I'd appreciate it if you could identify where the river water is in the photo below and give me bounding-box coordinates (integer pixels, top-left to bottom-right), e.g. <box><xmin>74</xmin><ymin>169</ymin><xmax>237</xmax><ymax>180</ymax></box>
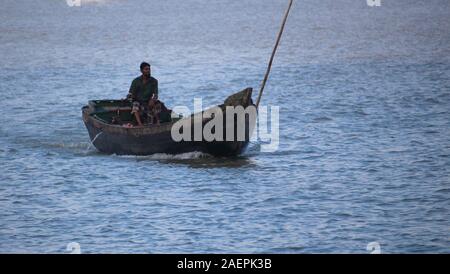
<box><xmin>0</xmin><ymin>0</ymin><xmax>449</xmax><ymax>253</ymax></box>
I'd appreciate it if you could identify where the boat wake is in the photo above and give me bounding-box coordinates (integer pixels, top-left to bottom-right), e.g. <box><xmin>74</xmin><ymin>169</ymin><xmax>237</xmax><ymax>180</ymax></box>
<box><xmin>47</xmin><ymin>142</ymin><xmax>89</xmax><ymax>149</ymax></box>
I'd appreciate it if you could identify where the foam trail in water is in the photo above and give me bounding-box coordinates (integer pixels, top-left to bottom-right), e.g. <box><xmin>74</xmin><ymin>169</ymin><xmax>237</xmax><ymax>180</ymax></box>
<box><xmin>116</xmin><ymin>151</ymin><xmax>210</xmax><ymax>160</ymax></box>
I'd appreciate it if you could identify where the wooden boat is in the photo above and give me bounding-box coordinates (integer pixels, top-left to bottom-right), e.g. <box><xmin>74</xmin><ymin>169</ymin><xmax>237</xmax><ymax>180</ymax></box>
<box><xmin>82</xmin><ymin>88</ymin><xmax>255</xmax><ymax>156</ymax></box>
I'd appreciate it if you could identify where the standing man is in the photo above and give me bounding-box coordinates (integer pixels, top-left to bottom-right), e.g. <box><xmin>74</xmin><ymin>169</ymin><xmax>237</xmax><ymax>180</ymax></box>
<box><xmin>128</xmin><ymin>62</ymin><xmax>158</xmax><ymax>126</ymax></box>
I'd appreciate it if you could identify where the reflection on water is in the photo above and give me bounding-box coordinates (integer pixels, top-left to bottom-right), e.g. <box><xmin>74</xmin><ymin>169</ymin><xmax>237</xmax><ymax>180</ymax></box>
<box><xmin>158</xmin><ymin>155</ymin><xmax>256</xmax><ymax>169</ymax></box>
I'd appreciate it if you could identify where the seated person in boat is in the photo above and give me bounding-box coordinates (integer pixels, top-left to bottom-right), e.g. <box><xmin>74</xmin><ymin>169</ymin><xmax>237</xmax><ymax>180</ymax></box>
<box><xmin>127</xmin><ymin>62</ymin><xmax>158</xmax><ymax>126</ymax></box>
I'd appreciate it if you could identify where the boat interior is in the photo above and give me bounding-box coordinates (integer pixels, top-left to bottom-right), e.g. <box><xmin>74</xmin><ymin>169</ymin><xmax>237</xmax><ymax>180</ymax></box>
<box><xmin>87</xmin><ymin>100</ymin><xmax>176</xmax><ymax>126</ymax></box>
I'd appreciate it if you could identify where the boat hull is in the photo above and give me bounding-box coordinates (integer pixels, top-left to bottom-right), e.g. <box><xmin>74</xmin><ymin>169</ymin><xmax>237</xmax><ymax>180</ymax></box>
<box><xmin>82</xmin><ymin>88</ymin><xmax>255</xmax><ymax>156</ymax></box>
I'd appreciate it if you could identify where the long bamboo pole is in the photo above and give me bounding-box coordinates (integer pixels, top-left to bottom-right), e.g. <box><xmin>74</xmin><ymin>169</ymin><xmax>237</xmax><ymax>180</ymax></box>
<box><xmin>255</xmin><ymin>0</ymin><xmax>293</xmax><ymax>109</ymax></box>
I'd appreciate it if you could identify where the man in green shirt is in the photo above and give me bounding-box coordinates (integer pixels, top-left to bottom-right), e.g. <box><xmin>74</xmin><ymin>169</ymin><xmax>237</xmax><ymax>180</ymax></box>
<box><xmin>128</xmin><ymin>62</ymin><xmax>158</xmax><ymax>126</ymax></box>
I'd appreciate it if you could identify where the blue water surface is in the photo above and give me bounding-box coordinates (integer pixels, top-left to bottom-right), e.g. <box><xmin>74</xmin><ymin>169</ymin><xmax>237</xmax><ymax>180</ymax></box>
<box><xmin>0</xmin><ymin>0</ymin><xmax>449</xmax><ymax>253</ymax></box>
